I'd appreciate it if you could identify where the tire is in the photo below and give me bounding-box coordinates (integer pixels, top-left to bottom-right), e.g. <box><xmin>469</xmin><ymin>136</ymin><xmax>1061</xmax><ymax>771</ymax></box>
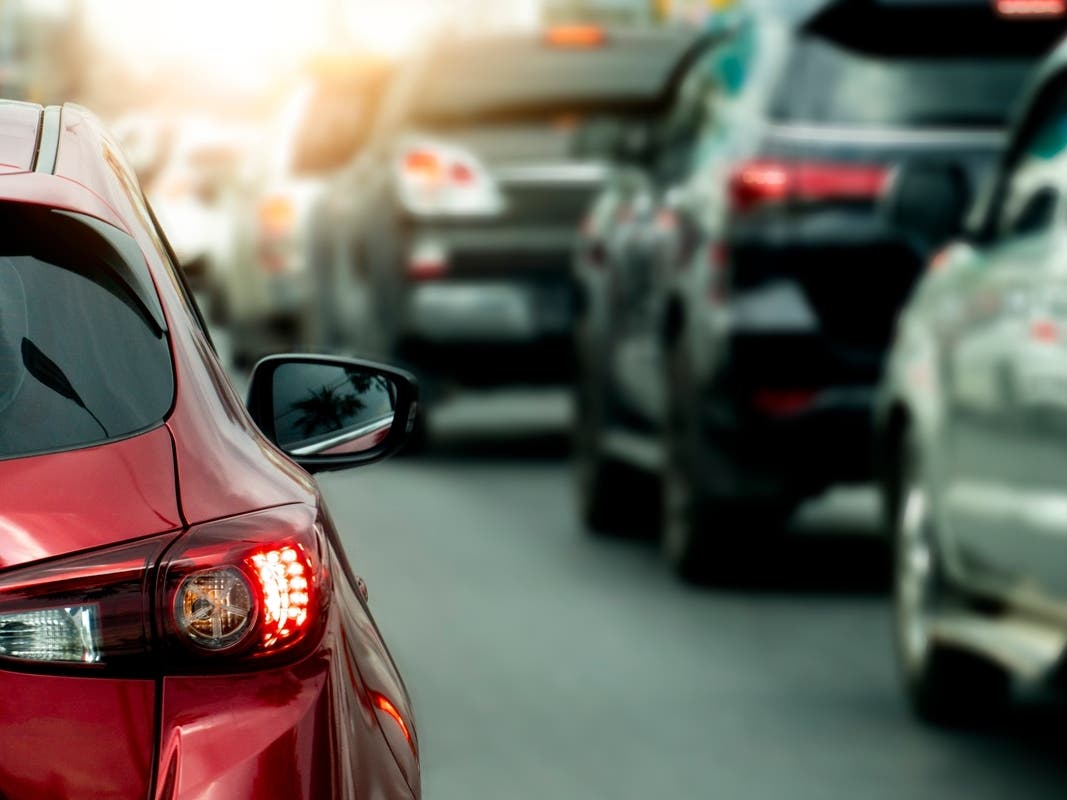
<box><xmin>660</xmin><ymin>342</ymin><xmax>727</xmax><ymax>581</ymax></box>
<box><xmin>660</xmin><ymin>342</ymin><xmax>787</xmax><ymax>583</ymax></box>
<box><xmin>892</xmin><ymin>432</ymin><xmax>1010</xmax><ymax>725</ymax></box>
<box><xmin>573</xmin><ymin>336</ymin><xmax>659</xmax><ymax>536</ymax></box>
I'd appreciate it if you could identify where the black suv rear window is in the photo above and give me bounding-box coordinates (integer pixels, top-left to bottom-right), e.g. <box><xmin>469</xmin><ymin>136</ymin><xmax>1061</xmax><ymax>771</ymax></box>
<box><xmin>771</xmin><ymin>37</ymin><xmax>1033</xmax><ymax>128</ymax></box>
<box><xmin>0</xmin><ymin>204</ymin><xmax>173</xmax><ymax>459</ymax></box>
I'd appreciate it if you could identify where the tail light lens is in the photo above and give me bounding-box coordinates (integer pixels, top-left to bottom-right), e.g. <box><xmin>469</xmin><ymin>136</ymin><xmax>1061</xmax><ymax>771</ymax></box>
<box><xmin>544</xmin><ymin>24</ymin><xmax>607</xmax><ymax>48</ymax></box>
<box><xmin>407</xmin><ymin>239</ymin><xmax>449</xmax><ymax>281</ymax></box>
<box><xmin>0</xmin><ymin>505</ymin><xmax>329</xmax><ymax>675</ymax></box>
<box><xmin>751</xmin><ymin>389</ymin><xmax>818</xmax><ymax>417</ymax></box>
<box><xmin>728</xmin><ymin>160</ymin><xmax>889</xmax><ymax>215</ymax></box>
<box><xmin>159</xmin><ymin>505</ymin><xmax>328</xmax><ymax>668</ymax></box>
<box><xmin>0</xmin><ymin>535</ymin><xmax>177</xmax><ymax>671</ymax></box>
<box><xmin>258</xmin><ymin>194</ymin><xmax>296</xmax><ymax>238</ymax></box>
<box><xmin>995</xmin><ymin>0</ymin><xmax>1066</xmax><ymax>17</ymax></box>
<box><xmin>396</xmin><ymin>140</ymin><xmax>504</xmax><ymax>217</ymax></box>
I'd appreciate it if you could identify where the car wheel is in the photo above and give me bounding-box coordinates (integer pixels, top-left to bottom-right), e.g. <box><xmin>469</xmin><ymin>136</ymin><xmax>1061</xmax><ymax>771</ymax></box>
<box><xmin>660</xmin><ymin>429</ymin><xmax>716</xmax><ymax>581</ymax></box>
<box><xmin>892</xmin><ymin>434</ymin><xmax>1009</xmax><ymax>725</ymax></box>
<box><xmin>661</xmin><ymin>341</ymin><xmax>725</xmax><ymax>581</ymax></box>
<box><xmin>660</xmin><ymin>341</ymin><xmax>790</xmax><ymax>582</ymax></box>
<box><xmin>573</xmin><ymin>335</ymin><xmax>658</xmax><ymax>536</ymax></box>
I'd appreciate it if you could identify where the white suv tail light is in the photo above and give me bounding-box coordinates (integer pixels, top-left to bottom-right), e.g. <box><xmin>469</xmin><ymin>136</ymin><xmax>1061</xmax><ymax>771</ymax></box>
<box><xmin>395</xmin><ymin>139</ymin><xmax>505</xmax><ymax>218</ymax></box>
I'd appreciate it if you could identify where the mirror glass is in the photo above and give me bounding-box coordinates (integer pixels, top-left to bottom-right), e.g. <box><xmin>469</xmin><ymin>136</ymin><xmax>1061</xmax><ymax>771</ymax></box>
<box><xmin>271</xmin><ymin>363</ymin><xmax>397</xmax><ymax>457</ymax></box>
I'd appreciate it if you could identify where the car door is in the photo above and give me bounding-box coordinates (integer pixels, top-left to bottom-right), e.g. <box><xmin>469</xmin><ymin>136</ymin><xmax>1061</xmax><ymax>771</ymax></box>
<box><xmin>613</xmin><ymin>43</ymin><xmax>720</xmax><ymax>425</ymax></box>
<box><xmin>945</xmin><ymin>76</ymin><xmax>1067</xmax><ymax>603</ymax></box>
<box><xmin>998</xmin><ymin>124</ymin><xmax>1067</xmax><ymax>611</ymax></box>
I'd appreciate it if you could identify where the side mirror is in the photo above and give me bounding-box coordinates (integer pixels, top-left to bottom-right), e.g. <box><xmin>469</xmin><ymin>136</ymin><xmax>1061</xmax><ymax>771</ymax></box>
<box><xmin>883</xmin><ymin>161</ymin><xmax>972</xmax><ymax>251</ymax></box>
<box><xmin>247</xmin><ymin>355</ymin><xmax>418</xmax><ymax>473</ymax></box>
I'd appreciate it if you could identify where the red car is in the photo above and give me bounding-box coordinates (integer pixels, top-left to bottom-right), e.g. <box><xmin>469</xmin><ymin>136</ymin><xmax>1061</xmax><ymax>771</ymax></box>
<box><xmin>0</xmin><ymin>100</ymin><xmax>420</xmax><ymax>799</ymax></box>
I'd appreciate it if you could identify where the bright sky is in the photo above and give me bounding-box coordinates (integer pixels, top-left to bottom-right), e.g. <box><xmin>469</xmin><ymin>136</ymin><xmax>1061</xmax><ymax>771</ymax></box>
<box><xmin>83</xmin><ymin>0</ymin><xmax>330</xmax><ymax>89</ymax></box>
<box><xmin>80</xmin><ymin>0</ymin><xmax>539</xmax><ymax>91</ymax></box>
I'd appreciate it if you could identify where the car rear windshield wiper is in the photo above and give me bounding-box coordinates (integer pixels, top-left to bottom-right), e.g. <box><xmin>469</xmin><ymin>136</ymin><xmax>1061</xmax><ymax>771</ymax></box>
<box><xmin>21</xmin><ymin>337</ymin><xmax>109</xmax><ymax>437</ymax></box>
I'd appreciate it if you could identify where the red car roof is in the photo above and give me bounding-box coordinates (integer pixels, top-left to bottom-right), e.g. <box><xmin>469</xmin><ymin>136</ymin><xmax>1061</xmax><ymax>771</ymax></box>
<box><xmin>0</xmin><ymin>100</ymin><xmax>130</xmax><ymax>231</ymax></box>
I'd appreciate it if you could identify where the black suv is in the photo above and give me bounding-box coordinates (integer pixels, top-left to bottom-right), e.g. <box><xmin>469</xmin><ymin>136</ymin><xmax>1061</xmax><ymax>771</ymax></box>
<box><xmin>574</xmin><ymin>0</ymin><xmax>1067</xmax><ymax>579</ymax></box>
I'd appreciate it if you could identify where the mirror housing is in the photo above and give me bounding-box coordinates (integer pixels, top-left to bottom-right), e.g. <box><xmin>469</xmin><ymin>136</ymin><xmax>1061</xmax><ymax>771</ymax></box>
<box><xmin>247</xmin><ymin>354</ymin><xmax>418</xmax><ymax>473</ymax></box>
<box><xmin>883</xmin><ymin>161</ymin><xmax>971</xmax><ymax>251</ymax></box>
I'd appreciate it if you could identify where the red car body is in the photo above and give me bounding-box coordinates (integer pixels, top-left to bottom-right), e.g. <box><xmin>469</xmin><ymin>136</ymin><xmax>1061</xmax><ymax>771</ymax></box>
<box><xmin>0</xmin><ymin>100</ymin><xmax>419</xmax><ymax>798</ymax></box>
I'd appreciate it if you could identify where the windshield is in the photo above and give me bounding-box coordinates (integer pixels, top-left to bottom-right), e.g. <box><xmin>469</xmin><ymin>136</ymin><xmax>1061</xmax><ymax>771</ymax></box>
<box><xmin>772</xmin><ymin>37</ymin><xmax>1034</xmax><ymax>129</ymax></box>
<box><xmin>0</xmin><ymin>205</ymin><xmax>174</xmax><ymax>460</ymax></box>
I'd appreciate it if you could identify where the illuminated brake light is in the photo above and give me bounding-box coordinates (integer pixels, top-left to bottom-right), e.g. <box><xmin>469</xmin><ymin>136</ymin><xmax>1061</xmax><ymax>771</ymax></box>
<box><xmin>1031</xmin><ymin>318</ymin><xmax>1061</xmax><ymax>344</ymax></box>
<box><xmin>729</xmin><ymin>160</ymin><xmax>888</xmax><ymax>214</ymax></box>
<box><xmin>544</xmin><ymin>25</ymin><xmax>606</xmax><ymax>48</ymax></box>
<box><xmin>249</xmin><ymin>545</ymin><xmax>312</xmax><ymax>648</ymax></box>
<box><xmin>404</xmin><ymin>150</ymin><xmax>444</xmax><ymax>182</ymax></box>
<box><xmin>258</xmin><ymin>194</ymin><xmax>295</xmax><ymax>237</ymax></box>
<box><xmin>0</xmin><ymin>508</ymin><xmax>327</xmax><ymax>674</ymax></box>
<box><xmin>160</xmin><ymin>505</ymin><xmax>328</xmax><ymax>667</ymax></box>
<box><xmin>397</xmin><ymin>141</ymin><xmax>503</xmax><ymax>217</ymax></box>
<box><xmin>995</xmin><ymin>0</ymin><xmax>1066</xmax><ymax>17</ymax></box>
<box><xmin>450</xmin><ymin>161</ymin><xmax>475</xmax><ymax>185</ymax></box>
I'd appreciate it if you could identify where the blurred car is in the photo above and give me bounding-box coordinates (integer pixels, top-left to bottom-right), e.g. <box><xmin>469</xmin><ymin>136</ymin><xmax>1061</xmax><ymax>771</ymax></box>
<box><xmin>573</xmin><ymin>0</ymin><xmax>1067</xmax><ymax>579</ymax></box>
<box><xmin>110</xmin><ymin>109</ymin><xmax>174</xmax><ymax>187</ymax></box>
<box><xmin>876</xmin><ymin>26</ymin><xmax>1067</xmax><ymax>724</ymax></box>
<box><xmin>219</xmin><ymin>56</ymin><xmax>394</xmax><ymax>366</ymax></box>
<box><xmin>147</xmin><ymin>117</ymin><xmax>260</xmax><ymax>304</ymax></box>
<box><xmin>307</xmin><ymin>25</ymin><xmax>719</xmax><ymax>405</ymax></box>
<box><xmin>0</xmin><ymin>100</ymin><xmax>420</xmax><ymax>798</ymax></box>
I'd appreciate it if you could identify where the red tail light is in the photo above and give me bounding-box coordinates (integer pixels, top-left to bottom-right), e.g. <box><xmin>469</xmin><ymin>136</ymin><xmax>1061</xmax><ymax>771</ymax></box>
<box><xmin>397</xmin><ymin>142</ymin><xmax>503</xmax><ymax>217</ymax></box>
<box><xmin>728</xmin><ymin>160</ymin><xmax>889</xmax><ymax>214</ymax></box>
<box><xmin>401</xmin><ymin>147</ymin><xmax>480</xmax><ymax>191</ymax></box>
<box><xmin>257</xmin><ymin>194</ymin><xmax>296</xmax><ymax>237</ymax></box>
<box><xmin>752</xmin><ymin>389</ymin><xmax>818</xmax><ymax>416</ymax></box>
<box><xmin>544</xmin><ymin>24</ymin><xmax>606</xmax><ymax>48</ymax></box>
<box><xmin>407</xmin><ymin>240</ymin><xmax>449</xmax><ymax>281</ymax></box>
<box><xmin>0</xmin><ymin>505</ymin><xmax>328</xmax><ymax>675</ymax></box>
<box><xmin>158</xmin><ymin>505</ymin><xmax>328</xmax><ymax>668</ymax></box>
<box><xmin>403</xmin><ymin>150</ymin><xmax>445</xmax><ymax>183</ymax></box>
<box><xmin>995</xmin><ymin>0</ymin><xmax>1066</xmax><ymax>17</ymax></box>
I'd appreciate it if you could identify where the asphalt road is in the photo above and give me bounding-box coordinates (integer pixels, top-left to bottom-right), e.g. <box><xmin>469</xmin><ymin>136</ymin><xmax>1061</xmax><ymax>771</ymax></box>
<box><xmin>318</xmin><ymin>391</ymin><xmax>1067</xmax><ymax>800</ymax></box>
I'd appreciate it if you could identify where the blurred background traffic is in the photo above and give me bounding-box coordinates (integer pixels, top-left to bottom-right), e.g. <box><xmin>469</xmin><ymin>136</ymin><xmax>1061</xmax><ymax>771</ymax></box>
<box><xmin>12</xmin><ymin>0</ymin><xmax>1067</xmax><ymax>796</ymax></box>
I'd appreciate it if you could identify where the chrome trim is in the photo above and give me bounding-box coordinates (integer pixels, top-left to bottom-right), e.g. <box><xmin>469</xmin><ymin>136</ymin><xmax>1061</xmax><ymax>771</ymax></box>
<box><xmin>494</xmin><ymin>162</ymin><xmax>609</xmax><ymax>184</ymax></box>
<box><xmin>289</xmin><ymin>413</ymin><xmax>394</xmax><ymax>456</ymax></box>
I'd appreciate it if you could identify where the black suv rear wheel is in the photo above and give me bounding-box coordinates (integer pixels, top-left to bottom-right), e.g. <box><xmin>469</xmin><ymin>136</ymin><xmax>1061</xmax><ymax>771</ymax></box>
<box><xmin>574</xmin><ymin>370</ymin><xmax>658</xmax><ymax>536</ymax></box>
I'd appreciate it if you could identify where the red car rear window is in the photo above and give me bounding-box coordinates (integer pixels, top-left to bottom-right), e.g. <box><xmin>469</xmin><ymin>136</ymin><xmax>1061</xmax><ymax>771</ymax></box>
<box><xmin>0</xmin><ymin>203</ymin><xmax>174</xmax><ymax>460</ymax></box>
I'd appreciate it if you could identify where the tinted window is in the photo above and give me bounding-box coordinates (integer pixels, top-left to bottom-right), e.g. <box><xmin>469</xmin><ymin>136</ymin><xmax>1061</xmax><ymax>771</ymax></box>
<box><xmin>772</xmin><ymin>38</ymin><xmax>1033</xmax><ymax>128</ymax></box>
<box><xmin>412</xmin><ymin>35</ymin><xmax>693</xmax><ymax>123</ymax></box>
<box><xmin>0</xmin><ymin>205</ymin><xmax>173</xmax><ymax>460</ymax></box>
